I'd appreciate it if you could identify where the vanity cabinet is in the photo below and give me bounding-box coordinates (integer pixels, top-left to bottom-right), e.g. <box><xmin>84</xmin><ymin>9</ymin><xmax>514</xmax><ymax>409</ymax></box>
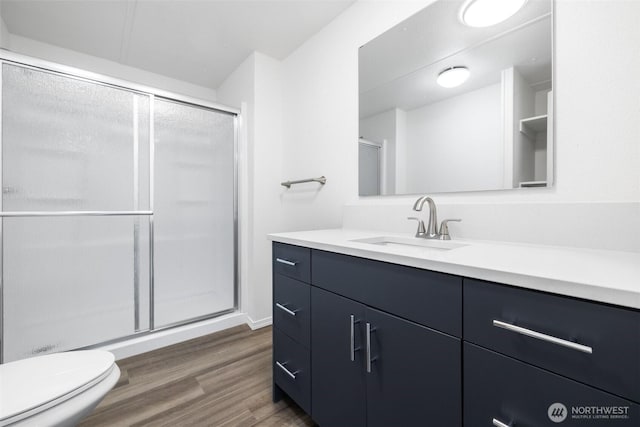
<box><xmin>271</xmin><ymin>241</ymin><xmax>640</xmax><ymax>426</ymax></box>
<box><xmin>273</xmin><ymin>243</ymin><xmax>462</xmax><ymax>426</ymax></box>
<box><xmin>311</xmin><ymin>286</ymin><xmax>461</xmax><ymax>427</ymax></box>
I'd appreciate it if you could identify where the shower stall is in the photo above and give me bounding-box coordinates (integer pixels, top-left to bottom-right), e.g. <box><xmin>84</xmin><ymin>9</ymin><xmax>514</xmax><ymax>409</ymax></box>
<box><xmin>0</xmin><ymin>53</ymin><xmax>238</xmax><ymax>363</ymax></box>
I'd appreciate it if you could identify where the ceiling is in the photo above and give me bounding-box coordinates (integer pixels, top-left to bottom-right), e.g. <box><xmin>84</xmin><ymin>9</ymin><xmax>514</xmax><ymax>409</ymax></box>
<box><xmin>0</xmin><ymin>0</ymin><xmax>355</xmax><ymax>89</ymax></box>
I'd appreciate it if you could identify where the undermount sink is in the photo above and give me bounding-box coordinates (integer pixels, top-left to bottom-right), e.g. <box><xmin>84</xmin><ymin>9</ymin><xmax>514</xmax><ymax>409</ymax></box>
<box><xmin>351</xmin><ymin>236</ymin><xmax>468</xmax><ymax>251</ymax></box>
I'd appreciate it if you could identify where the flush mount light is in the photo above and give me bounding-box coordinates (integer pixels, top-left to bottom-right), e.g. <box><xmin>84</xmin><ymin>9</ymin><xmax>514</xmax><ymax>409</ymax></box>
<box><xmin>460</xmin><ymin>0</ymin><xmax>528</xmax><ymax>28</ymax></box>
<box><xmin>437</xmin><ymin>66</ymin><xmax>470</xmax><ymax>88</ymax></box>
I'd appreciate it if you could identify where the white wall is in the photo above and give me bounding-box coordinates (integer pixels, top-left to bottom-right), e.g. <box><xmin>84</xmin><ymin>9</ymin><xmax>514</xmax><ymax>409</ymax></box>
<box><xmin>277</xmin><ymin>0</ymin><xmax>640</xmax><ymax>251</ymax></box>
<box><xmin>396</xmin><ymin>108</ymin><xmax>408</xmax><ymax>193</ymax></box>
<box><xmin>6</xmin><ymin>35</ymin><xmax>217</xmax><ymax>102</ymax></box>
<box><xmin>217</xmin><ymin>52</ymin><xmax>284</xmax><ymax>327</ymax></box>
<box><xmin>534</xmin><ymin>89</ymin><xmax>550</xmax><ymax>115</ymax></box>
<box><xmin>405</xmin><ymin>83</ymin><xmax>502</xmax><ymax>193</ymax></box>
<box><xmin>280</xmin><ymin>0</ymin><xmax>433</xmax><ymax>232</ymax></box>
<box><xmin>553</xmin><ymin>0</ymin><xmax>640</xmax><ymax>203</ymax></box>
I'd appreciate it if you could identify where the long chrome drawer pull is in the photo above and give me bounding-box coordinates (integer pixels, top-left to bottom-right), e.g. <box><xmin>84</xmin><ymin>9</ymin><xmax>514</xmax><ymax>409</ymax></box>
<box><xmin>492</xmin><ymin>418</ymin><xmax>510</xmax><ymax>427</ymax></box>
<box><xmin>493</xmin><ymin>320</ymin><xmax>593</xmax><ymax>354</ymax></box>
<box><xmin>275</xmin><ymin>303</ymin><xmax>296</xmax><ymax>316</ymax></box>
<box><xmin>276</xmin><ymin>258</ymin><xmax>297</xmax><ymax>266</ymax></box>
<box><xmin>275</xmin><ymin>361</ymin><xmax>298</xmax><ymax>380</ymax></box>
<box><xmin>350</xmin><ymin>315</ymin><xmax>361</xmax><ymax>362</ymax></box>
<box><xmin>366</xmin><ymin>322</ymin><xmax>373</xmax><ymax>373</ymax></box>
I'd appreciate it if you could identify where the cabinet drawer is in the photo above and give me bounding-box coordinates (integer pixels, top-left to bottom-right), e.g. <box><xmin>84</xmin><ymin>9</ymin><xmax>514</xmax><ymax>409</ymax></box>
<box><xmin>273</xmin><ymin>328</ymin><xmax>311</xmax><ymax>414</ymax></box>
<box><xmin>464</xmin><ymin>343</ymin><xmax>639</xmax><ymax>426</ymax></box>
<box><xmin>273</xmin><ymin>242</ymin><xmax>311</xmax><ymax>283</ymax></box>
<box><xmin>312</xmin><ymin>249</ymin><xmax>462</xmax><ymax>337</ymax></box>
<box><xmin>273</xmin><ymin>274</ymin><xmax>310</xmax><ymax>348</ymax></box>
<box><xmin>464</xmin><ymin>278</ymin><xmax>640</xmax><ymax>402</ymax></box>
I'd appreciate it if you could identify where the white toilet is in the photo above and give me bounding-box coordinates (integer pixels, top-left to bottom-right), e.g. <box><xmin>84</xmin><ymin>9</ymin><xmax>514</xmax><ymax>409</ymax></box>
<box><xmin>0</xmin><ymin>350</ymin><xmax>120</xmax><ymax>427</ymax></box>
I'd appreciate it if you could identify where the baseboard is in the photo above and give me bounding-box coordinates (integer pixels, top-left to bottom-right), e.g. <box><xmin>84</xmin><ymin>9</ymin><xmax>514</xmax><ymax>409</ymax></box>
<box><xmin>246</xmin><ymin>315</ymin><xmax>273</xmax><ymax>330</ymax></box>
<box><xmin>99</xmin><ymin>312</ymin><xmax>247</xmax><ymax>360</ymax></box>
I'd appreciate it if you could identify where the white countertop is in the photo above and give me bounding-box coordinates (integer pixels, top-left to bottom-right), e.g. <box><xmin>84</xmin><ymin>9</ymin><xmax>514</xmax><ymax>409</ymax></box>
<box><xmin>268</xmin><ymin>229</ymin><xmax>640</xmax><ymax>310</ymax></box>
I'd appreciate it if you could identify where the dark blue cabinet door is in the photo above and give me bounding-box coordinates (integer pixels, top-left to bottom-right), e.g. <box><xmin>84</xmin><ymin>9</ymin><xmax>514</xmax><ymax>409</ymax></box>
<box><xmin>464</xmin><ymin>342</ymin><xmax>640</xmax><ymax>427</ymax></box>
<box><xmin>311</xmin><ymin>287</ymin><xmax>367</xmax><ymax>427</ymax></box>
<box><xmin>365</xmin><ymin>307</ymin><xmax>462</xmax><ymax>427</ymax></box>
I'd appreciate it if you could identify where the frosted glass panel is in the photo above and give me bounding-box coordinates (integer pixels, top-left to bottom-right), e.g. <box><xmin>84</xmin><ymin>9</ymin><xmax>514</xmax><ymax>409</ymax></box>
<box><xmin>2</xmin><ymin>64</ymin><xmax>150</xmax><ymax>211</ymax></box>
<box><xmin>2</xmin><ymin>216</ymin><xmax>150</xmax><ymax>362</ymax></box>
<box><xmin>154</xmin><ymin>99</ymin><xmax>235</xmax><ymax>326</ymax></box>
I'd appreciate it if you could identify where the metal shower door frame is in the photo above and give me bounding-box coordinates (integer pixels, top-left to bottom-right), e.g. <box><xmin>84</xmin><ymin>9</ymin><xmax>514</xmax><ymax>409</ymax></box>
<box><xmin>0</xmin><ymin>51</ymin><xmax>240</xmax><ymax>363</ymax></box>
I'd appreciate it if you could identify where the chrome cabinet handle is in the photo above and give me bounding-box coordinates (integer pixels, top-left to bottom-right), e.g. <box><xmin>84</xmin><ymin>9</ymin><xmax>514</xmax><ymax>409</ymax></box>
<box><xmin>350</xmin><ymin>315</ymin><xmax>361</xmax><ymax>362</ymax></box>
<box><xmin>366</xmin><ymin>322</ymin><xmax>374</xmax><ymax>373</ymax></box>
<box><xmin>275</xmin><ymin>303</ymin><xmax>296</xmax><ymax>316</ymax></box>
<box><xmin>493</xmin><ymin>319</ymin><xmax>593</xmax><ymax>354</ymax></box>
<box><xmin>492</xmin><ymin>418</ymin><xmax>510</xmax><ymax>427</ymax></box>
<box><xmin>275</xmin><ymin>257</ymin><xmax>297</xmax><ymax>266</ymax></box>
<box><xmin>275</xmin><ymin>361</ymin><xmax>298</xmax><ymax>380</ymax></box>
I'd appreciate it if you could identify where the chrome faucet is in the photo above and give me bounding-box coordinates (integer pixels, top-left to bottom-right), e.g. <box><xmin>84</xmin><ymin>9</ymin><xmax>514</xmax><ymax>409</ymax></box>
<box><xmin>410</xmin><ymin>196</ymin><xmax>462</xmax><ymax>240</ymax></box>
<box><xmin>412</xmin><ymin>196</ymin><xmax>439</xmax><ymax>239</ymax></box>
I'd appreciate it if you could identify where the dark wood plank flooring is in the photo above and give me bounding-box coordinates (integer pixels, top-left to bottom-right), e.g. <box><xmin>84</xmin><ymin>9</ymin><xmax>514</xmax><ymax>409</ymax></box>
<box><xmin>80</xmin><ymin>325</ymin><xmax>315</xmax><ymax>427</ymax></box>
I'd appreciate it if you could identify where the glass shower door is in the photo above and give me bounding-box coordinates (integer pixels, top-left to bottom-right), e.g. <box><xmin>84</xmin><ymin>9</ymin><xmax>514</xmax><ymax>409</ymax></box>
<box><xmin>1</xmin><ymin>64</ymin><xmax>151</xmax><ymax>362</ymax></box>
<box><xmin>153</xmin><ymin>99</ymin><xmax>236</xmax><ymax>327</ymax></box>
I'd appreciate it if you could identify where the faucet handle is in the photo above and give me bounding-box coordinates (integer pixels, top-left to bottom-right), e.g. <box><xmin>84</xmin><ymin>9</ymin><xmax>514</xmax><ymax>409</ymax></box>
<box><xmin>439</xmin><ymin>219</ymin><xmax>461</xmax><ymax>240</ymax></box>
<box><xmin>407</xmin><ymin>217</ymin><xmax>426</xmax><ymax>237</ymax></box>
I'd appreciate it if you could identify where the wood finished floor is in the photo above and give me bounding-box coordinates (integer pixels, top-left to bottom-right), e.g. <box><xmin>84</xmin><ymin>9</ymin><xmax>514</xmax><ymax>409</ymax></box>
<box><xmin>80</xmin><ymin>325</ymin><xmax>316</xmax><ymax>427</ymax></box>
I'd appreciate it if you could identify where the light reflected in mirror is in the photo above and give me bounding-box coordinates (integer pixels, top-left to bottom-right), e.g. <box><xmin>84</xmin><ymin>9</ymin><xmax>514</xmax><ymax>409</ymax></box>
<box><xmin>358</xmin><ymin>0</ymin><xmax>553</xmax><ymax>196</ymax></box>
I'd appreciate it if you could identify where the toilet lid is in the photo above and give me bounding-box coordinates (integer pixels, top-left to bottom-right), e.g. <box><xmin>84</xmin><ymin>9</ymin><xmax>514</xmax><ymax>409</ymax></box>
<box><xmin>0</xmin><ymin>350</ymin><xmax>116</xmax><ymax>423</ymax></box>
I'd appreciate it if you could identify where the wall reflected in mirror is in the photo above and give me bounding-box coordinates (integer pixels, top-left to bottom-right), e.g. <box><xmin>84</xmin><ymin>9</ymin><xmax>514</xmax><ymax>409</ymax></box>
<box><xmin>359</xmin><ymin>0</ymin><xmax>553</xmax><ymax>196</ymax></box>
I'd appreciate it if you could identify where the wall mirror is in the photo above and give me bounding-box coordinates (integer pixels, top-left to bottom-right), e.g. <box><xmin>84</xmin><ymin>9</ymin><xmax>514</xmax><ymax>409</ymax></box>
<box><xmin>358</xmin><ymin>0</ymin><xmax>553</xmax><ymax>196</ymax></box>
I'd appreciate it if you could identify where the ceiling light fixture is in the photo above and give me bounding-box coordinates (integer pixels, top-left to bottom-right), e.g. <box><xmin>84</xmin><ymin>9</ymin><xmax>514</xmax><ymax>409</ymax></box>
<box><xmin>437</xmin><ymin>66</ymin><xmax>470</xmax><ymax>88</ymax></box>
<box><xmin>460</xmin><ymin>0</ymin><xmax>528</xmax><ymax>28</ymax></box>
